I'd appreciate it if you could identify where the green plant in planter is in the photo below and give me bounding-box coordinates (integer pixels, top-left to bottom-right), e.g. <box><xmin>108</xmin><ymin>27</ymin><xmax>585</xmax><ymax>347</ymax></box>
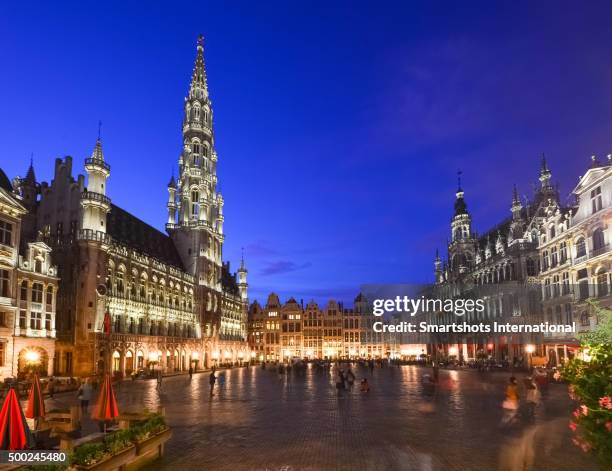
<box><xmin>104</xmin><ymin>428</ymin><xmax>134</xmax><ymax>454</ymax></box>
<box><xmin>132</xmin><ymin>413</ymin><xmax>167</xmax><ymax>442</ymax></box>
<box><xmin>72</xmin><ymin>442</ymin><xmax>107</xmax><ymax>466</ymax></box>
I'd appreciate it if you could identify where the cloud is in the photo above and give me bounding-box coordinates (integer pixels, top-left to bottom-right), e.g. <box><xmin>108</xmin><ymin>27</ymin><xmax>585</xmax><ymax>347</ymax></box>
<box><xmin>245</xmin><ymin>239</ymin><xmax>279</xmax><ymax>257</ymax></box>
<box><xmin>260</xmin><ymin>260</ymin><xmax>312</xmax><ymax>276</ymax></box>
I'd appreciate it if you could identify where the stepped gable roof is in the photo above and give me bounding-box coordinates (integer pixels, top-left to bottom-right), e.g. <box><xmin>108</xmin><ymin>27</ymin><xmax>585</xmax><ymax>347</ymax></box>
<box><xmin>107</xmin><ymin>204</ymin><xmax>184</xmax><ymax>269</ymax></box>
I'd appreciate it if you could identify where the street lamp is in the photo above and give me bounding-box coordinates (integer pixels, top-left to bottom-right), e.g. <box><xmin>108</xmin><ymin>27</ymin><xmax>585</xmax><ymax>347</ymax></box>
<box><xmin>525</xmin><ymin>344</ymin><xmax>535</xmax><ymax>370</ymax></box>
<box><xmin>24</xmin><ymin>350</ymin><xmax>41</xmax><ymax>376</ymax></box>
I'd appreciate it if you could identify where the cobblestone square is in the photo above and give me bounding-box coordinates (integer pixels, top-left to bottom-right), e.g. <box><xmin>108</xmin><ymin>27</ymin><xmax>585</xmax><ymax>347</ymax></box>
<box><xmin>49</xmin><ymin>365</ymin><xmax>597</xmax><ymax>470</ymax></box>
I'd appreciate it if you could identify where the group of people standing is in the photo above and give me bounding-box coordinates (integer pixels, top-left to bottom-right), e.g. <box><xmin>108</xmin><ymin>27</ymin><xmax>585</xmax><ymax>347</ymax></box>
<box><xmin>501</xmin><ymin>375</ymin><xmax>542</xmax><ymax>426</ymax></box>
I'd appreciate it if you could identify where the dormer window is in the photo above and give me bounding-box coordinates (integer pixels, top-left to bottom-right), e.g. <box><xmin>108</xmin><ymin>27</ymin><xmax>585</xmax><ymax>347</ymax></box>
<box><xmin>591</xmin><ymin>186</ymin><xmax>602</xmax><ymax>214</ymax></box>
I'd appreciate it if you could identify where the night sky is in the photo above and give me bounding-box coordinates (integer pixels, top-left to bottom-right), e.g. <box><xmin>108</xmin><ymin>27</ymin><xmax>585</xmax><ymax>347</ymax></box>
<box><xmin>1</xmin><ymin>1</ymin><xmax>612</xmax><ymax>304</ymax></box>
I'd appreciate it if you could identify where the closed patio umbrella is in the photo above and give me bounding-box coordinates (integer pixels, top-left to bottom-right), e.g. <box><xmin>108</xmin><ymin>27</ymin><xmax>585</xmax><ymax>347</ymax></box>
<box><xmin>92</xmin><ymin>374</ymin><xmax>119</xmax><ymax>430</ymax></box>
<box><xmin>0</xmin><ymin>387</ymin><xmax>34</xmax><ymax>450</ymax></box>
<box><xmin>25</xmin><ymin>374</ymin><xmax>46</xmax><ymax>421</ymax></box>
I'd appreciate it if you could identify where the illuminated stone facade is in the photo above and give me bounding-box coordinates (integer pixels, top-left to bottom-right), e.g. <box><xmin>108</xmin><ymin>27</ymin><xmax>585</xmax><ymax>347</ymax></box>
<box><xmin>10</xmin><ymin>38</ymin><xmax>248</xmax><ymax>377</ymax></box>
<box><xmin>248</xmin><ymin>293</ymin><xmax>385</xmax><ymax>362</ymax></box>
<box><xmin>0</xmin><ymin>169</ymin><xmax>58</xmax><ymax>379</ymax></box>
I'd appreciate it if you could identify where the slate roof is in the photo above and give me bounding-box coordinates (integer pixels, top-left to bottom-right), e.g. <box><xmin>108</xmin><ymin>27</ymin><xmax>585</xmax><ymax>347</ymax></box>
<box><xmin>106</xmin><ymin>204</ymin><xmax>184</xmax><ymax>269</ymax></box>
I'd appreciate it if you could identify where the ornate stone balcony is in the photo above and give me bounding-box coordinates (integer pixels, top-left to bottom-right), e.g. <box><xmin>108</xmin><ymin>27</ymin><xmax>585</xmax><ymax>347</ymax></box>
<box><xmin>81</xmin><ymin>191</ymin><xmax>111</xmax><ymax>208</ymax></box>
<box><xmin>77</xmin><ymin>229</ymin><xmax>112</xmax><ymax>245</ymax></box>
<box><xmin>85</xmin><ymin>157</ymin><xmax>111</xmax><ymax>173</ymax></box>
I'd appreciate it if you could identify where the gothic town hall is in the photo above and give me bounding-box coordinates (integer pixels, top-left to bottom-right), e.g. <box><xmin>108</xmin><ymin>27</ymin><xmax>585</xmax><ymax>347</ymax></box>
<box><xmin>0</xmin><ymin>37</ymin><xmax>249</xmax><ymax>378</ymax></box>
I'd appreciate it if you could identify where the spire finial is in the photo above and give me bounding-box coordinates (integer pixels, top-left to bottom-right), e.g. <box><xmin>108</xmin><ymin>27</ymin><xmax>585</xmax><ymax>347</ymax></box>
<box><xmin>97</xmin><ymin>120</ymin><xmax>102</xmax><ymax>141</ymax></box>
<box><xmin>30</xmin><ymin>153</ymin><xmax>33</xmax><ymax>167</ymax></box>
<box><xmin>457</xmin><ymin>169</ymin><xmax>463</xmax><ymax>191</ymax></box>
<box><xmin>197</xmin><ymin>35</ymin><xmax>204</xmax><ymax>49</ymax></box>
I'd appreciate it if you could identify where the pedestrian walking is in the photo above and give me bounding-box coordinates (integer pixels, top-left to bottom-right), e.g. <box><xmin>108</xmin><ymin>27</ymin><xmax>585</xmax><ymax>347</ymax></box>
<box><xmin>346</xmin><ymin>367</ymin><xmax>355</xmax><ymax>388</ymax></box>
<box><xmin>47</xmin><ymin>376</ymin><xmax>55</xmax><ymax>398</ymax></box>
<box><xmin>501</xmin><ymin>376</ymin><xmax>519</xmax><ymax>426</ymax></box>
<box><xmin>336</xmin><ymin>370</ymin><xmax>346</xmax><ymax>391</ymax></box>
<box><xmin>523</xmin><ymin>376</ymin><xmax>540</xmax><ymax>421</ymax></box>
<box><xmin>156</xmin><ymin>370</ymin><xmax>163</xmax><ymax>391</ymax></box>
<box><xmin>188</xmin><ymin>366</ymin><xmax>193</xmax><ymax>380</ymax></box>
<box><xmin>209</xmin><ymin>371</ymin><xmax>217</xmax><ymax>396</ymax></box>
<box><xmin>77</xmin><ymin>378</ymin><xmax>93</xmax><ymax>415</ymax></box>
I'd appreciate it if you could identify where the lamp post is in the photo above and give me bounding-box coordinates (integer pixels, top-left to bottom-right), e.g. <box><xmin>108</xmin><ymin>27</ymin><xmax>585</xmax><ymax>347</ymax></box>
<box><xmin>525</xmin><ymin>344</ymin><xmax>535</xmax><ymax>371</ymax></box>
<box><xmin>24</xmin><ymin>350</ymin><xmax>41</xmax><ymax>378</ymax></box>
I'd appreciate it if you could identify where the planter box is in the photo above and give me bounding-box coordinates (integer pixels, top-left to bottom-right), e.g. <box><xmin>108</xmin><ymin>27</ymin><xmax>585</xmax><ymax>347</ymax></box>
<box><xmin>135</xmin><ymin>427</ymin><xmax>172</xmax><ymax>456</ymax></box>
<box><xmin>74</xmin><ymin>444</ymin><xmax>136</xmax><ymax>471</ymax></box>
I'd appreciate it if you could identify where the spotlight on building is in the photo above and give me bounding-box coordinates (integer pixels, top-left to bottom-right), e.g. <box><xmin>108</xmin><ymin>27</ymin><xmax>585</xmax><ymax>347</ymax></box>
<box><xmin>525</xmin><ymin>344</ymin><xmax>536</xmax><ymax>354</ymax></box>
<box><xmin>448</xmin><ymin>346</ymin><xmax>458</xmax><ymax>356</ymax></box>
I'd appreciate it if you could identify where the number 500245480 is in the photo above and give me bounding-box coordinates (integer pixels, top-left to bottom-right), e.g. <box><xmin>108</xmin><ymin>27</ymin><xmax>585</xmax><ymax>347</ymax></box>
<box><xmin>3</xmin><ymin>451</ymin><xmax>67</xmax><ymax>464</ymax></box>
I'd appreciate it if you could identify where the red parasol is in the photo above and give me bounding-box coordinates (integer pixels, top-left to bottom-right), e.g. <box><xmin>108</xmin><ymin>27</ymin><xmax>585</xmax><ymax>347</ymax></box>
<box><xmin>92</xmin><ymin>374</ymin><xmax>119</xmax><ymax>422</ymax></box>
<box><xmin>25</xmin><ymin>374</ymin><xmax>46</xmax><ymax>420</ymax></box>
<box><xmin>0</xmin><ymin>387</ymin><xmax>34</xmax><ymax>450</ymax></box>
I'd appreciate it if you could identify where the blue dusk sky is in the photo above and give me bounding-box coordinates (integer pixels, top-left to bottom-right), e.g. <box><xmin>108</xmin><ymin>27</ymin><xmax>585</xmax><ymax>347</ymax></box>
<box><xmin>1</xmin><ymin>1</ymin><xmax>612</xmax><ymax>305</ymax></box>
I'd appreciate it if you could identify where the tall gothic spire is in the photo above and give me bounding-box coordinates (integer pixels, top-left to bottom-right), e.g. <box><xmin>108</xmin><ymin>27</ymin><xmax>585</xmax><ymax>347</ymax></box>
<box><xmin>539</xmin><ymin>153</ymin><xmax>552</xmax><ymax>189</ymax></box>
<box><xmin>454</xmin><ymin>170</ymin><xmax>468</xmax><ymax>217</ymax></box>
<box><xmin>190</xmin><ymin>35</ymin><xmax>208</xmax><ymax>97</ymax></box>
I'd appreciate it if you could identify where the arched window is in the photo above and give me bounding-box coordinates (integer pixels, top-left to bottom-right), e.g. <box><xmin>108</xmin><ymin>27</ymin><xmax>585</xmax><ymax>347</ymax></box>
<box><xmin>549</xmin><ymin>225</ymin><xmax>556</xmax><ymax>239</ymax></box>
<box><xmin>34</xmin><ymin>259</ymin><xmax>43</xmax><ymax>273</ymax></box>
<box><xmin>194</xmin><ymin>106</ymin><xmax>200</xmax><ymax>120</ymax></box>
<box><xmin>116</xmin><ymin>271</ymin><xmax>124</xmax><ymax>294</ymax></box>
<box><xmin>575</xmin><ymin>238</ymin><xmax>586</xmax><ymax>258</ymax></box>
<box><xmin>192</xmin><ymin>142</ymin><xmax>200</xmax><ymax>155</ymax></box>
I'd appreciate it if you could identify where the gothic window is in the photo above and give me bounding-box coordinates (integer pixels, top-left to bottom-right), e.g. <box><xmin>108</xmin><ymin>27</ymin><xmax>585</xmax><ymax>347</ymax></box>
<box><xmin>116</xmin><ymin>271</ymin><xmax>124</xmax><ymax>294</ymax></box>
<box><xmin>526</xmin><ymin>258</ymin><xmax>536</xmax><ymax>276</ymax></box>
<box><xmin>191</xmin><ymin>190</ymin><xmax>199</xmax><ymax>219</ymax></box>
<box><xmin>194</xmin><ymin>106</ymin><xmax>200</xmax><ymax>121</ymax></box>
<box><xmin>192</xmin><ymin>142</ymin><xmax>200</xmax><ymax>155</ymax></box>
<box><xmin>560</xmin><ymin>241</ymin><xmax>567</xmax><ymax>263</ymax></box>
<box><xmin>592</xmin><ymin>228</ymin><xmax>605</xmax><ymax>252</ymax></box>
<box><xmin>591</xmin><ymin>186</ymin><xmax>602</xmax><ymax>214</ymax></box>
<box><xmin>202</xmin><ymin>145</ymin><xmax>208</xmax><ymax>157</ymax></box>
<box><xmin>542</xmin><ymin>251</ymin><xmax>549</xmax><ymax>271</ymax></box>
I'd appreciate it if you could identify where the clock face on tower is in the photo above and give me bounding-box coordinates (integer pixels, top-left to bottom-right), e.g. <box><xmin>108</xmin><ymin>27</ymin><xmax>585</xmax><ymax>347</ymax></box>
<box><xmin>96</xmin><ymin>284</ymin><xmax>107</xmax><ymax>297</ymax></box>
